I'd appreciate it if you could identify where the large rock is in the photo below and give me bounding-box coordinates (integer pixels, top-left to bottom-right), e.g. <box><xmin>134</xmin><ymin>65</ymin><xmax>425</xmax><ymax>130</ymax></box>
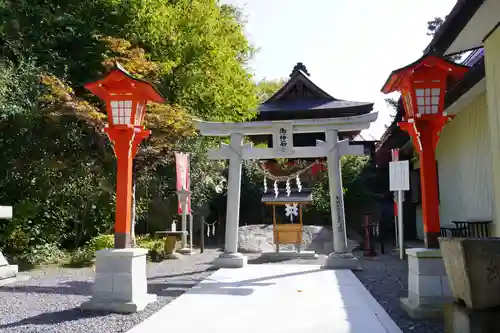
<box><xmin>237</xmin><ymin>225</ymin><xmax>358</xmax><ymax>254</ymax></box>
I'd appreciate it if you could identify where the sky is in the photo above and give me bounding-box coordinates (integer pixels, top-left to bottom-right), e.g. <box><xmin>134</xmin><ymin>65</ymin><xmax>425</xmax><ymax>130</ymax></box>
<box><xmin>221</xmin><ymin>0</ymin><xmax>458</xmax><ymax>139</ymax></box>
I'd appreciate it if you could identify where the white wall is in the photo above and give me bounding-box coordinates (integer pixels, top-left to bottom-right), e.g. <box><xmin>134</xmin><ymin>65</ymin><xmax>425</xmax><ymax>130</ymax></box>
<box><xmin>436</xmin><ymin>93</ymin><xmax>493</xmax><ymax>226</ymax></box>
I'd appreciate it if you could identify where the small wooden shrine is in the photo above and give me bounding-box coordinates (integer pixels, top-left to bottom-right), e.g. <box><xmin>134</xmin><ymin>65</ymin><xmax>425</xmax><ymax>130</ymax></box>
<box><xmin>257</xmin><ymin>63</ymin><xmax>374</xmax><ymax>250</ymax></box>
<box><xmin>262</xmin><ymin>187</ymin><xmax>312</xmax><ymax>252</ymax></box>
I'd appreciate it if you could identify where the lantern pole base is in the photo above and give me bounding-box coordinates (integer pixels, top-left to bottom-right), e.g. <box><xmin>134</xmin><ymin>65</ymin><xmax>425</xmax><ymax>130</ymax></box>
<box><xmin>323</xmin><ymin>252</ymin><xmax>361</xmax><ymax>270</ymax></box>
<box><xmin>82</xmin><ymin>248</ymin><xmax>156</xmax><ymax>314</ymax></box>
<box><xmin>115</xmin><ymin>232</ymin><xmax>132</xmax><ymax>249</ymax></box>
<box><xmin>424</xmin><ymin>232</ymin><xmax>440</xmax><ymax>249</ymax></box>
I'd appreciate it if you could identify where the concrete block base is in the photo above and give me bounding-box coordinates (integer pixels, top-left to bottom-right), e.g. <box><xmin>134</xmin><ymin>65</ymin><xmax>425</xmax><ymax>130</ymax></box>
<box><xmin>0</xmin><ymin>273</ymin><xmax>29</xmax><ymax>287</ymax></box>
<box><xmin>82</xmin><ymin>293</ymin><xmax>157</xmax><ymax>313</ymax></box>
<box><xmin>402</xmin><ymin>248</ymin><xmax>452</xmax><ymax>318</ymax></box>
<box><xmin>444</xmin><ymin>301</ymin><xmax>500</xmax><ymax>333</ymax></box>
<box><xmin>177</xmin><ymin>248</ymin><xmax>196</xmax><ymax>255</ymax></box>
<box><xmin>261</xmin><ymin>251</ymin><xmax>318</xmax><ymax>261</ymax></box>
<box><xmin>81</xmin><ymin>248</ymin><xmax>156</xmax><ymax>314</ymax></box>
<box><xmin>165</xmin><ymin>253</ymin><xmax>182</xmax><ymax>260</ymax></box>
<box><xmin>0</xmin><ymin>251</ymin><xmax>22</xmax><ymax>286</ymax></box>
<box><xmin>213</xmin><ymin>252</ymin><xmax>247</xmax><ymax>268</ymax></box>
<box><xmin>324</xmin><ymin>252</ymin><xmax>361</xmax><ymax>270</ymax></box>
<box><xmin>400</xmin><ymin>297</ymin><xmax>443</xmax><ymax>319</ymax></box>
<box><xmin>0</xmin><ymin>264</ymin><xmax>18</xmax><ymax>280</ymax></box>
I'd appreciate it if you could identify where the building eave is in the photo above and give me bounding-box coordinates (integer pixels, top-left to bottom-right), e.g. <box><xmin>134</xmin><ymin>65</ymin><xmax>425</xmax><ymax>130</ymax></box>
<box><xmin>424</xmin><ymin>0</ymin><xmax>485</xmax><ymax>55</ymax></box>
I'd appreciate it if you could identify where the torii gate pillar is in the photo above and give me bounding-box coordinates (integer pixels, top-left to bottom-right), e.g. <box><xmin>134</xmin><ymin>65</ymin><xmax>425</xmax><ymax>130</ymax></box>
<box><xmin>213</xmin><ymin>133</ymin><xmax>249</xmax><ymax>268</ymax></box>
<box><xmin>323</xmin><ymin>130</ymin><xmax>362</xmax><ymax>269</ymax></box>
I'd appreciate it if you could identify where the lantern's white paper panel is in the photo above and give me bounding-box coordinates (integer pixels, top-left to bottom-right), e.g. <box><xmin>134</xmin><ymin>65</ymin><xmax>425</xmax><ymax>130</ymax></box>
<box><xmin>389</xmin><ymin>161</ymin><xmax>410</xmax><ymax>191</ymax></box>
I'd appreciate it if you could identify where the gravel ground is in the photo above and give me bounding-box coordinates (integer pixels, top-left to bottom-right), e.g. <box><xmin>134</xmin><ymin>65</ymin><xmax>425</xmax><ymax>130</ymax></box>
<box><xmin>353</xmin><ymin>251</ymin><xmax>444</xmax><ymax>333</ymax></box>
<box><xmin>0</xmin><ymin>248</ymin><xmax>443</xmax><ymax>333</ymax></box>
<box><xmin>0</xmin><ymin>249</ymin><xmax>221</xmax><ymax>333</ymax></box>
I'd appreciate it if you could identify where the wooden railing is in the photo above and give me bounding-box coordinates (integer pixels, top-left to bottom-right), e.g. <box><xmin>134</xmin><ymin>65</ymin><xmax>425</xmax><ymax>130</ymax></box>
<box><xmin>440</xmin><ymin>220</ymin><xmax>492</xmax><ymax>238</ymax></box>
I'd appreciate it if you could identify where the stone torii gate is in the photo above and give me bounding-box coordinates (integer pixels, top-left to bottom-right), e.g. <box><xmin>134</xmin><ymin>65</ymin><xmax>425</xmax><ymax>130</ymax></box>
<box><xmin>194</xmin><ymin>111</ymin><xmax>378</xmax><ymax>268</ymax></box>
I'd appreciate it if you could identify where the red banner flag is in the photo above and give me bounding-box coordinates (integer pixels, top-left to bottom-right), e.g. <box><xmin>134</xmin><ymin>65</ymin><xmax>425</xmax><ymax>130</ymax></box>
<box><xmin>391</xmin><ymin>148</ymin><xmax>399</xmax><ymax>162</ymax></box>
<box><xmin>175</xmin><ymin>152</ymin><xmax>191</xmax><ymax>214</ymax></box>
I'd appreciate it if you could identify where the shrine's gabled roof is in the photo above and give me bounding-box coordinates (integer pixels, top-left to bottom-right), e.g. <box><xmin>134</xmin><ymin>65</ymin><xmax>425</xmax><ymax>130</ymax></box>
<box><xmin>258</xmin><ymin>63</ymin><xmax>374</xmax><ymax>120</ymax></box>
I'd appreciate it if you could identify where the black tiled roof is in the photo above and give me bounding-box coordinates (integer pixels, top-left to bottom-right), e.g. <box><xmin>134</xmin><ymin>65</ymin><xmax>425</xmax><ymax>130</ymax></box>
<box><xmin>260</xmin><ymin>99</ymin><xmax>374</xmax><ymax>113</ymax></box>
<box><xmin>257</xmin><ymin>63</ymin><xmax>373</xmax><ymax>120</ymax></box>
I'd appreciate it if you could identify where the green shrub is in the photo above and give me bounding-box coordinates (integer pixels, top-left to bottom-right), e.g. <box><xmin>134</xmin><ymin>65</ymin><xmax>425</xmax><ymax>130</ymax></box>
<box><xmin>66</xmin><ymin>246</ymin><xmax>94</xmax><ymax>267</ymax></box>
<box><xmin>88</xmin><ymin>234</ymin><xmax>114</xmax><ymax>251</ymax></box>
<box><xmin>10</xmin><ymin>242</ymin><xmax>65</xmax><ymax>268</ymax></box>
<box><xmin>136</xmin><ymin>235</ymin><xmax>163</xmax><ymax>251</ymax></box>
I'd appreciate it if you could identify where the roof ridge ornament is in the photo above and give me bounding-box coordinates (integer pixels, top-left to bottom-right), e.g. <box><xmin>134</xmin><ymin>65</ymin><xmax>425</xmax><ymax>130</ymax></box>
<box><xmin>291</xmin><ymin>62</ymin><xmax>310</xmax><ymax>77</ymax></box>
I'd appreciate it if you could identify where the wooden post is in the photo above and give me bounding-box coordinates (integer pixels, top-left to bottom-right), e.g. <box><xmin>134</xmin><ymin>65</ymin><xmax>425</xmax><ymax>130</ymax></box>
<box><xmin>297</xmin><ymin>204</ymin><xmax>302</xmax><ymax>253</ymax></box>
<box><xmin>273</xmin><ymin>205</ymin><xmax>279</xmax><ymax>253</ymax></box>
<box><xmin>420</xmin><ymin>125</ymin><xmax>440</xmax><ymax>249</ymax></box>
<box><xmin>111</xmin><ymin>129</ymin><xmax>134</xmax><ymax>249</ymax></box>
<box><xmin>200</xmin><ymin>216</ymin><xmax>205</xmax><ymax>254</ymax></box>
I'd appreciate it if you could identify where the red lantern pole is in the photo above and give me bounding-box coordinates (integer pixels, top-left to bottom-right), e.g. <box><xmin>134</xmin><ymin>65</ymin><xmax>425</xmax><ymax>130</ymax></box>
<box><xmin>104</xmin><ymin>127</ymin><xmax>150</xmax><ymax>248</ymax></box>
<box><xmin>85</xmin><ymin>63</ymin><xmax>165</xmax><ymax>249</ymax></box>
<box><xmin>108</xmin><ymin>127</ymin><xmax>134</xmax><ymax>248</ymax></box>
<box><xmin>382</xmin><ymin>55</ymin><xmax>468</xmax><ymax>249</ymax></box>
<box><xmin>418</xmin><ymin>125</ymin><xmax>440</xmax><ymax>247</ymax></box>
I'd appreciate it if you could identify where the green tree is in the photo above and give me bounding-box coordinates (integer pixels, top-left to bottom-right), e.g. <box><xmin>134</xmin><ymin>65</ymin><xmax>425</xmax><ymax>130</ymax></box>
<box><xmin>0</xmin><ymin>60</ymin><xmax>40</xmax><ymax>119</ymax></box>
<box><xmin>0</xmin><ymin>0</ymin><xmax>258</xmax><ymax>122</ymax></box>
<box><xmin>0</xmin><ymin>0</ymin><xmax>258</xmax><ymax>261</ymax></box>
<box><xmin>426</xmin><ymin>16</ymin><xmax>461</xmax><ymax>62</ymax></box>
<box><xmin>426</xmin><ymin>17</ymin><xmax>445</xmax><ymax>36</ymax></box>
<box><xmin>256</xmin><ymin>79</ymin><xmax>286</xmax><ymax>102</ymax></box>
<box><xmin>310</xmin><ymin>156</ymin><xmax>381</xmax><ymax>229</ymax></box>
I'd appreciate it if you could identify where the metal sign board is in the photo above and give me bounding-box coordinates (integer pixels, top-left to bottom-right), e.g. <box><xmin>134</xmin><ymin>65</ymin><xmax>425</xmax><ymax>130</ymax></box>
<box><xmin>0</xmin><ymin>206</ymin><xmax>13</xmax><ymax>219</ymax></box>
<box><xmin>389</xmin><ymin>160</ymin><xmax>410</xmax><ymax>191</ymax></box>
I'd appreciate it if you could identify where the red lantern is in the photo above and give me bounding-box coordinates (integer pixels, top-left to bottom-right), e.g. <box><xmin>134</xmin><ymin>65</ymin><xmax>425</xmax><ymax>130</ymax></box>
<box><xmin>382</xmin><ymin>55</ymin><xmax>468</xmax><ymax>121</ymax></box>
<box><xmin>85</xmin><ymin>63</ymin><xmax>165</xmax><ymax>248</ymax></box>
<box><xmin>381</xmin><ymin>55</ymin><xmax>469</xmax><ymax>249</ymax></box>
<box><xmin>86</xmin><ymin>63</ymin><xmax>164</xmax><ymax>128</ymax></box>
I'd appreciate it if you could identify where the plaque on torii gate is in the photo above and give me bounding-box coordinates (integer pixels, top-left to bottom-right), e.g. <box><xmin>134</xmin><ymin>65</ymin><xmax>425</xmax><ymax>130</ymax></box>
<box><xmin>194</xmin><ymin>111</ymin><xmax>378</xmax><ymax>269</ymax></box>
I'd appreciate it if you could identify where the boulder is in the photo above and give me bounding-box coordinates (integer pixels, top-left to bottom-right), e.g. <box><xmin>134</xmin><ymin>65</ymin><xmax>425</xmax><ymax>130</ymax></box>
<box><xmin>237</xmin><ymin>224</ymin><xmax>358</xmax><ymax>254</ymax></box>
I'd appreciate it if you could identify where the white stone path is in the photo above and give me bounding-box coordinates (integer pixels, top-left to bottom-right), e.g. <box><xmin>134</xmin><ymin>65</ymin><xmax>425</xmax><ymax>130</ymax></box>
<box><xmin>127</xmin><ymin>264</ymin><xmax>402</xmax><ymax>333</ymax></box>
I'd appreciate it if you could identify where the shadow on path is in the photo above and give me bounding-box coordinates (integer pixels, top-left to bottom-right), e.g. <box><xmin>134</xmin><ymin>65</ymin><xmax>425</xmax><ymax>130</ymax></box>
<box><xmin>0</xmin><ymin>280</ymin><xmax>92</xmax><ymax>296</ymax></box>
<box><xmin>0</xmin><ymin>308</ymin><xmax>110</xmax><ymax>329</ymax></box>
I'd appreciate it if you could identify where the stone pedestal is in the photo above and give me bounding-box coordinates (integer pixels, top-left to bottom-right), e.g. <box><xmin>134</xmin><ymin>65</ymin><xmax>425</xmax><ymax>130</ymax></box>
<box><xmin>262</xmin><ymin>250</ymin><xmax>318</xmax><ymax>261</ymax></box>
<box><xmin>444</xmin><ymin>301</ymin><xmax>500</xmax><ymax>333</ymax></box>
<box><xmin>0</xmin><ymin>252</ymin><xmax>18</xmax><ymax>286</ymax></box>
<box><xmin>178</xmin><ymin>247</ymin><xmax>194</xmax><ymax>255</ymax></box>
<box><xmin>213</xmin><ymin>252</ymin><xmax>247</xmax><ymax>268</ymax></box>
<box><xmin>324</xmin><ymin>252</ymin><xmax>361</xmax><ymax>270</ymax></box>
<box><xmin>400</xmin><ymin>248</ymin><xmax>452</xmax><ymax>318</ymax></box>
<box><xmin>82</xmin><ymin>248</ymin><xmax>156</xmax><ymax>313</ymax></box>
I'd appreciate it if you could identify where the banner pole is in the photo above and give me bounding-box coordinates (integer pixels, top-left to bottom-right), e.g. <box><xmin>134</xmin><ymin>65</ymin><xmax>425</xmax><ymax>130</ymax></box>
<box><xmin>398</xmin><ymin>190</ymin><xmax>404</xmax><ymax>260</ymax></box>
